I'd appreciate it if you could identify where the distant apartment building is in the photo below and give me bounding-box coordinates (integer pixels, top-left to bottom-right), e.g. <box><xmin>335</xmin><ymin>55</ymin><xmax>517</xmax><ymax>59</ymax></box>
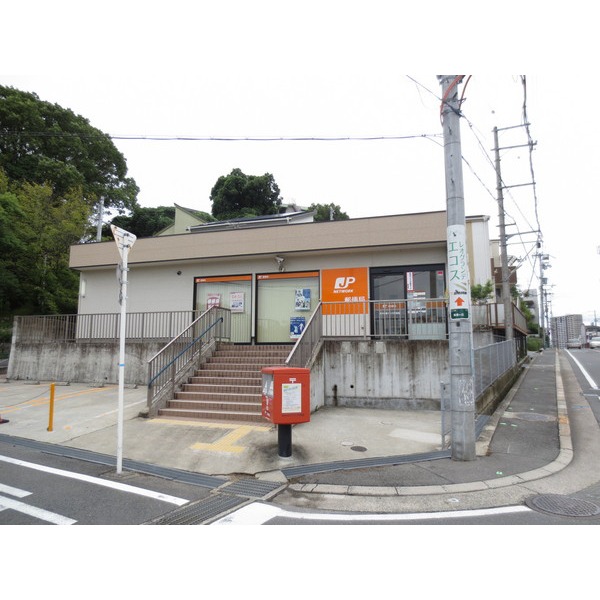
<box><xmin>551</xmin><ymin>314</ymin><xmax>584</xmax><ymax>348</ymax></box>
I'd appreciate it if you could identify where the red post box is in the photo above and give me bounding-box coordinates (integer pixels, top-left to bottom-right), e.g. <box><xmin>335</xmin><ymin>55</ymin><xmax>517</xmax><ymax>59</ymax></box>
<box><xmin>262</xmin><ymin>366</ymin><xmax>311</xmax><ymax>424</ymax></box>
<box><xmin>262</xmin><ymin>366</ymin><xmax>310</xmax><ymax>457</ymax></box>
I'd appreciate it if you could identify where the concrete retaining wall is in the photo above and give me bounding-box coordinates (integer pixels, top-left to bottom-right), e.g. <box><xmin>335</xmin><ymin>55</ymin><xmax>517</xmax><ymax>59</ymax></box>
<box><xmin>320</xmin><ymin>339</ymin><xmax>449</xmax><ymax>410</ymax></box>
<box><xmin>7</xmin><ymin>341</ymin><xmax>164</xmax><ymax>386</ymax></box>
<box><xmin>8</xmin><ymin>338</ymin><xmax>522</xmax><ymax>416</ymax></box>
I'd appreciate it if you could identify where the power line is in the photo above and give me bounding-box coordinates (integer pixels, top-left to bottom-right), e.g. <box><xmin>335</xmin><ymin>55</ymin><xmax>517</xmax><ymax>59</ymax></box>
<box><xmin>0</xmin><ymin>130</ymin><xmax>443</xmax><ymax>143</ymax></box>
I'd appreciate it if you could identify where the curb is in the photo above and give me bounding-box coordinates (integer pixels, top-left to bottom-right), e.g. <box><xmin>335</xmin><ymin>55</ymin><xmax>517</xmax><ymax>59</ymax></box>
<box><xmin>286</xmin><ymin>352</ymin><xmax>571</xmax><ymax>498</ymax></box>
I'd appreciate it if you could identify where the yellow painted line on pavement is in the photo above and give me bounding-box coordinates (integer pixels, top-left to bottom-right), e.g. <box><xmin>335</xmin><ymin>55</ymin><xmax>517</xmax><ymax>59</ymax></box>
<box><xmin>146</xmin><ymin>418</ymin><xmax>270</xmax><ymax>454</ymax></box>
<box><xmin>0</xmin><ymin>386</ymin><xmax>115</xmax><ymax>415</ymax></box>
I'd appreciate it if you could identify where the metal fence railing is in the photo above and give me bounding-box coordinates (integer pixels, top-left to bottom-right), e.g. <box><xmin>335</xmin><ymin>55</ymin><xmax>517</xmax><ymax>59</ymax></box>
<box><xmin>473</xmin><ymin>338</ymin><xmax>517</xmax><ymax>399</ymax></box>
<box><xmin>146</xmin><ymin>306</ymin><xmax>230</xmax><ymax>416</ymax></box>
<box><xmin>321</xmin><ymin>298</ymin><xmax>448</xmax><ymax>340</ymax></box>
<box><xmin>13</xmin><ymin>311</ymin><xmax>202</xmax><ymax>343</ymax></box>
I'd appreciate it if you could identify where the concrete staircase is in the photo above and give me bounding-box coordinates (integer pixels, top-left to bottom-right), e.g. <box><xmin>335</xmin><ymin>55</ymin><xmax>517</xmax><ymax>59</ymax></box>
<box><xmin>158</xmin><ymin>343</ymin><xmax>290</xmax><ymax>423</ymax></box>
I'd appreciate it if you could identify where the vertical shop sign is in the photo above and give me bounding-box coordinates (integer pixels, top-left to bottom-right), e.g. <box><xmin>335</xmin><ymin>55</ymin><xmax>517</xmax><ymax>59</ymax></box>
<box><xmin>447</xmin><ymin>224</ymin><xmax>471</xmax><ymax>319</ymax></box>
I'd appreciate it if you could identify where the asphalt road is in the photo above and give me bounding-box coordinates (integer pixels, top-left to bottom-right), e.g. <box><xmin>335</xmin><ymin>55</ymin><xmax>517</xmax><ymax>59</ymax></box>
<box><xmin>0</xmin><ymin>439</ymin><xmax>211</xmax><ymax>525</ymax></box>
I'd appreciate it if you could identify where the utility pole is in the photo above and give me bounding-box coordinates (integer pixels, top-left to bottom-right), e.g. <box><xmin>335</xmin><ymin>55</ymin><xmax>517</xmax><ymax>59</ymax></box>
<box><xmin>493</xmin><ymin>127</ymin><xmax>514</xmax><ymax>341</ymax></box>
<box><xmin>438</xmin><ymin>75</ymin><xmax>476</xmax><ymax>461</ymax></box>
<box><xmin>96</xmin><ymin>197</ymin><xmax>104</xmax><ymax>242</ymax></box>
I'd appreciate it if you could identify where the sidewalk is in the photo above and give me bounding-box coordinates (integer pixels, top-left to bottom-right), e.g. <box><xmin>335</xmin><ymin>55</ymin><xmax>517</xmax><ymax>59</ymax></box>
<box><xmin>1</xmin><ymin>349</ymin><xmax>599</xmax><ymax>514</ymax></box>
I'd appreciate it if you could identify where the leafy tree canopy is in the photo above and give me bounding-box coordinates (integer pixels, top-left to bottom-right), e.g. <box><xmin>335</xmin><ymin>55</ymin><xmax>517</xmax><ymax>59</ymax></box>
<box><xmin>210</xmin><ymin>168</ymin><xmax>282</xmax><ymax>220</ymax></box>
<box><xmin>0</xmin><ymin>168</ymin><xmax>88</xmax><ymax>315</ymax></box>
<box><xmin>0</xmin><ymin>85</ymin><xmax>138</xmax><ymax>212</ymax></box>
<box><xmin>104</xmin><ymin>205</ymin><xmax>176</xmax><ymax>239</ymax></box>
<box><xmin>471</xmin><ymin>280</ymin><xmax>494</xmax><ymax>305</ymax></box>
<box><xmin>308</xmin><ymin>202</ymin><xmax>349</xmax><ymax>222</ymax></box>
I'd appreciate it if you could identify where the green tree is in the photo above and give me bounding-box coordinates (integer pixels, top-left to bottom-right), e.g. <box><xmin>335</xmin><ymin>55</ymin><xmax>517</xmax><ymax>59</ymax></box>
<box><xmin>0</xmin><ymin>171</ymin><xmax>25</xmax><ymax>315</ymax></box>
<box><xmin>471</xmin><ymin>280</ymin><xmax>494</xmax><ymax>305</ymax></box>
<box><xmin>210</xmin><ymin>168</ymin><xmax>282</xmax><ymax>220</ymax></box>
<box><xmin>105</xmin><ymin>206</ymin><xmax>177</xmax><ymax>239</ymax></box>
<box><xmin>308</xmin><ymin>202</ymin><xmax>349</xmax><ymax>222</ymax></box>
<box><xmin>16</xmin><ymin>181</ymin><xmax>89</xmax><ymax>314</ymax></box>
<box><xmin>0</xmin><ymin>85</ymin><xmax>138</xmax><ymax>212</ymax></box>
<box><xmin>0</xmin><ymin>168</ymin><xmax>88</xmax><ymax>315</ymax></box>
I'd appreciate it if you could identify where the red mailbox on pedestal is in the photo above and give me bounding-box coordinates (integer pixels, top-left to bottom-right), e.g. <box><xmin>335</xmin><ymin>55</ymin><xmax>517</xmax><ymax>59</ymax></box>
<box><xmin>262</xmin><ymin>366</ymin><xmax>310</xmax><ymax>458</ymax></box>
<box><xmin>262</xmin><ymin>366</ymin><xmax>310</xmax><ymax>424</ymax></box>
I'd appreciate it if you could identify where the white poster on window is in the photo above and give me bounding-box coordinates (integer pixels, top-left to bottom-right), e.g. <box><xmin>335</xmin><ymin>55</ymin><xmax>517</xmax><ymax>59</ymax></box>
<box><xmin>295</xmin><ymin>288</ymin><xmax>311</xmax><ymax>311</ymax></box>
<box><xmin>230</xmin><ymin>291</ymin><xmax>244</xmax><ymax>313</ymax></box>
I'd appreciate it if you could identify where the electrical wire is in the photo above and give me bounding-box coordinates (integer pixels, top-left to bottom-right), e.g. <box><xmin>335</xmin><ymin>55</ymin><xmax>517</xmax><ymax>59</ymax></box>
<box><xmin>0</xmin><ymin>130</ymin><xmax>442</xmax><ymax>143</ymax></box>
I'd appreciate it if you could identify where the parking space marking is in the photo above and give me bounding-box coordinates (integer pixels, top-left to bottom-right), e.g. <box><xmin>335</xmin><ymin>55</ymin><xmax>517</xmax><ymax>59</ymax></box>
<box><xmin>147</xmin><ymin>419</ymin><xmax>270</xmax><ymax>454</ymax></box>
<box><xmin>0</xmin><ymin>386</ymin><xmax>114</xmax><ymax>415</ymax></box>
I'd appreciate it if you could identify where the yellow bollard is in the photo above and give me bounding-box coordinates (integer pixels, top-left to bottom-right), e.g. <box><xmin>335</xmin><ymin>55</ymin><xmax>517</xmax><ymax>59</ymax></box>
<box><xmin>47</xmin><ymin>382</ymin><xmax>55</xmax><ymax>432</ymax></box>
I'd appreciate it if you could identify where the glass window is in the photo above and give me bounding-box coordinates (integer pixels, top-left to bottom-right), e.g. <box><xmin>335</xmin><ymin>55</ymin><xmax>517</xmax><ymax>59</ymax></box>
<box><xmin>195</xmin><ymin>275</ymin><xmax>252</xmax><ymax>343</ymax></box>
<box><xmin>256</xmin><ymin>272</ymin><xmax>319</xmax><ymax>343</ymax></box>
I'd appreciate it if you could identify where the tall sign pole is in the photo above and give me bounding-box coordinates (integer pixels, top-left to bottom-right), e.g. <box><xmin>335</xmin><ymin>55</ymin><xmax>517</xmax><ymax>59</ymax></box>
<box><xmin>438</xmin><ymin>75</ymin><xmax>476</xmax><ymax>461</ymax></box>
<box><xmin>111</xmin><ymin>225</ymin><xmax>137</xmax><ymax>474</ymax></box>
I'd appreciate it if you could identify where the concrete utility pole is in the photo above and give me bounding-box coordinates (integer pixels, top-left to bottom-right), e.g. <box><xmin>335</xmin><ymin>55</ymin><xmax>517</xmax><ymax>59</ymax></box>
<box><xmin>438</xmin><ymin>75</ymin><xmax>476</xmax><ymax>461</ymax></box>
<box><xmin>493</xmin><ymin>127</ymin><xmax>514</xmax><ymax>341</ymax></box>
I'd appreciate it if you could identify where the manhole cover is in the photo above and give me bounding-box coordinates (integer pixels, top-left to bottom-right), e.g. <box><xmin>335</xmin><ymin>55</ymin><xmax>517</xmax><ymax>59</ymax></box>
<box><xmin>351</xmin><ymin>446</ymin><xmax>367</xmax><ymax>452</ymax></box>
<box><xmin>526</xmin><ymin>494</ymin><xmax>600</xmax><ymax>517</ymax></box>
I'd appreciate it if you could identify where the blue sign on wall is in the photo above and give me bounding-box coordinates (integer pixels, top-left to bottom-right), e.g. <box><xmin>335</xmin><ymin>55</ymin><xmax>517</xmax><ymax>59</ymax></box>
<box><xmin>290</xmin><ymin>317</ymin><xmax>306</xmax><ymax>339</ymax></box>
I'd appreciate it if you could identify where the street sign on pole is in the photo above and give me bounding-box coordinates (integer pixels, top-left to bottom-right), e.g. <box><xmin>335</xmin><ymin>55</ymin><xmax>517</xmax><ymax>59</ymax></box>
<box><xmin>110</xmin><ymin>225</ymin><xmax>136</xmax><ymax>474</ymax></box>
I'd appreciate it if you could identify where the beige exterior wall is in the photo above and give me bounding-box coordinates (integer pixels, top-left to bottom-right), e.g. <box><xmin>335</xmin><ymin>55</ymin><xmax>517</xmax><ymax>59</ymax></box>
<box><xmin>72</xmin><ymin>211</ymin><xmax>449</xmax><ymax>319</ymax></box>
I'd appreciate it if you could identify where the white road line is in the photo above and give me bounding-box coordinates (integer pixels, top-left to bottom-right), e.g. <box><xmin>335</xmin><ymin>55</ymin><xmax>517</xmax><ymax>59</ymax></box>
<box><xmin>212</xmin><ymin>502</ymin><xmax>532</xmax><ymax>525</ymax></box>
<box><xmin>566</xmin><ymin>350</ymin><xmax>598</xmax><ymax>389</ymax></box>
<box><xmin>0</xmin><ymin>482</ymin><xmax>31</xmax><ymax>498</ymax></box>
<box><xmin>0</xmin><ymin>454</ymin><xmax>188</xmax><ymax>506</ymax></box>
<box><xmin>0</xmin><ymin>494</ymin><xmax>77</xmax><ymax>525</ymax></box>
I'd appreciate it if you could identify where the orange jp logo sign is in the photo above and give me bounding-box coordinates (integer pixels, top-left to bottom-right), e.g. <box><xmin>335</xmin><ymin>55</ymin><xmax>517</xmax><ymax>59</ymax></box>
<box><xmin>334</xmin><ymin>276</ymin><xmax>356</xmax><ymax>290</ymax></box>
<box><xmin>322</xmin><ymin>268</ymin><xmax>369</xmax><ymax>314</ymax></box>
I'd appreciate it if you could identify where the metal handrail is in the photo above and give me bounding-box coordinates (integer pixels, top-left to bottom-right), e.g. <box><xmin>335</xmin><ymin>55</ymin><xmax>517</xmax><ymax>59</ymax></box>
<box><xmin>147</xmin><ymin>318</ymin><xmax>224</xmax><ymax>387</ymax></box>
<box><xmin>286</xmin><ymin>302</ymin><xmax>323</xmax><ymax>368</ymax></box>
<box><xmin>146</xmin><ymin>306</ymin><xmax>231</xmax><ymax>416</ymax></box>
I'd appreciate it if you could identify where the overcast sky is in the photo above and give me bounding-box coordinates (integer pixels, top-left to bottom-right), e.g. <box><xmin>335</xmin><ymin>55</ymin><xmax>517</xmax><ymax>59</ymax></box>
<box><xmin>3</xmin><ymin>1</ymin><xmax>598</xmax><ymax>324</ymax></box>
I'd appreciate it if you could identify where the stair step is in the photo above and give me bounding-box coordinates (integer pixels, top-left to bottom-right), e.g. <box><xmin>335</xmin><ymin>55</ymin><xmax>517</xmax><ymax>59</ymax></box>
<box><xmin>158</xmin><ymin>407</ymin><xmax>266</xmax><ymax>424</ymax></box>
<box><xmin>188</xmin><ymin>376</ymin><xmax>260</xmax><ymax>385</ymax></box>
<box><xmin>160</xmin><ymin>342</ymin><xmax>298</xmax><ymax>425</ymax></box>
<box><xmin>175</xmin><ymin>391</ymin><xmax>260</xmax><ymax>402</ymax></box>
<box><xmin>181</xmin><ymin>383</ymin><xmax>261</xmax><ymax>393</ymax></box>
<box><xmin>168</xmin><ymin>398</ymin><xmax>262</xmax><ymax>411</ymax></box>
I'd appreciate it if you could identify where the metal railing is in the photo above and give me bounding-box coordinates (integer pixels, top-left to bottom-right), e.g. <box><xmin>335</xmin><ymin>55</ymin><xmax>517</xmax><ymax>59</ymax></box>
<box><xmin>146</xmin><ymin>306</ymin><xmax>231</xmax><ymax>416</ymax></box>
<box><xmin>13</xmin><ymin>311</ymin><xmax>202</xmax><ymax>343</ymax></box>
<box><xmin>473</xmin><ymin>338</ymin><xmax>517</xmax><ymax>399</ymax></box>
<box><xmin>321</xmin><ymin>298</ymin><xmax>448</xmax><ymax>339</ymax></box>
<box><xmin>286</xmin><ymin>302</ymin><xmax>323</xmax><ymax>367</ymax></box>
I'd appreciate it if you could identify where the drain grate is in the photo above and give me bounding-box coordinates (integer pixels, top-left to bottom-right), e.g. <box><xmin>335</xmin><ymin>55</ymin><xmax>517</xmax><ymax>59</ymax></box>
<box><xmin>219</xmin><ymin>479</ymin><xmax>283</xmax><ymax>498</ymax></box>
<box><xmin>150</xmin><ymin>494</ymin><xmax>248</xmax><ymax>525</ymax></box>
<box><xmin>282</xmin><ymin>449</ymin><xmax>451</xmax><ymax>478</ymax></box>
<box><xmin>0</xmin><ymin>433</ymin><xmax>227</xmax><ymax>489</ymax></box>
<box><xmin>526</xmin><ymin>494</ymin><xmax>600</xmax><ymax>517</ymax></box>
